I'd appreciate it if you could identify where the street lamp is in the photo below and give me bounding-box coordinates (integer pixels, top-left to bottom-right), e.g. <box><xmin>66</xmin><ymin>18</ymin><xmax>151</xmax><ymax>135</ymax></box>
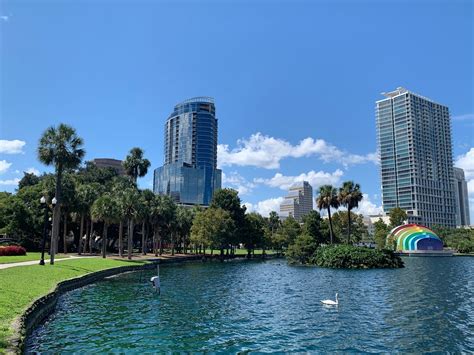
<box><xmin>39</xmin><ymin>196</ymin><xmax>48</xmax><ymax>265</ymax></box>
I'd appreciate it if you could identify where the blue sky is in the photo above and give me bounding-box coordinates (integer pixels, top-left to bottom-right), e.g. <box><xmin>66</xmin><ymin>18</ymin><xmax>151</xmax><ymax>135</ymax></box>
<box><xmin>1</xmin><ymin>0</ymin><xmax>473</xmax><ymax>220</ymax></box>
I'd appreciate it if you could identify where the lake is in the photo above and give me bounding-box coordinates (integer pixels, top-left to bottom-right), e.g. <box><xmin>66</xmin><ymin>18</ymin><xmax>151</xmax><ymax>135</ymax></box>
<box><xmin>26</xmin><ymin>257</ymin><xmax>474</xmax><ymax>353</ymax></box>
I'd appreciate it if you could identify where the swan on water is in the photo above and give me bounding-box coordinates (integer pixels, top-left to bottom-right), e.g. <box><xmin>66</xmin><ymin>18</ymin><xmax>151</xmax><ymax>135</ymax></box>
<box><xmin>321</xmin><ymin>293</ymin><xmax>338</xmax><ymax>306</ymax></box>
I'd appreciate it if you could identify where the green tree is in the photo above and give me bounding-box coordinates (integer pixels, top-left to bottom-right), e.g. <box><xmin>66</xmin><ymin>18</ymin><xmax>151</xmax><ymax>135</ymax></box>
<box><xmin>268</xmin><ymin>211</ymin><xmax>280</xmax><ymax>237</ymax></box>
<box><xmin>75</xmin><ymin>182</ymin><xmax>100</xmax><ymax>254</ymax></box>
<box><xmin>18</xmin><ymin>172</ymin><xmax>40</xmax><ymax>190</ymax></box>
<box><xmin>316</xmin><ymin>185</ymin><xmax>340</xmax><ymax>244</ymax></box>
<box><xmin>149</xmin><ymin>195</ymin><xmax>176</xmax><ymax>256</ymax></box>
<box><xmin>91</xmin><ymin>194</ymin><xmax>119</xmax><ymax>258</ymax></box>
<box><xmin>389</xmin><ymin>207</ymin><xmax>408</xmax><ymax>228</ymax></box>
<box><xmin>338</xmin><ymin>181</ymin><xmax>363</xmax><ymax>244</ymax></box>
<box><xmin>38</xmin><ymin>124</ymin><xmax>85</xmax><ymax>264</ymax></box>
<box><xmin>331</xmin><ymin>211</ymin><xmax>368</xmax><ymax>244</ymax></box>
<box><xmin>286</xmin><ymin>234</ymin><xmax>318</xmax><ymax>264</ymax></box>
<box><xmin>243</xmin><ymin>212</ymin><xmax>265</xmax><ymax>257</ymax></box>
<box><xmin>273</xmin><ymin>217</ymin><xmax>301</xmax><ymax>252</ymax></box>
<box><xmin>373</xmin><ymin>218</ymin><xmax>390</xmax><ymax>249</ymax></box>
<box><xmin>302</xmin><ymin>210</ymin><xmax>326</xmax><ymax>245</ymax></box>
<box><xmin>122</xmin><ymin>147</ymin><xmax>151</xmax><ymax>184</ymax></box>
<box><xmin>117</xmin><ymin>188</ymin><xmax>141</xmax><ymax>259</ymax></box>
<box><xmin>176</xmin><ymin>206</ymin><xmax>194</xmax><ymax>254</ymax></box>
<box><xmin>210</xmin><ymin>188</ymin><xmax>245</xmax><ymax>247</ymax></box>
<box><xmin>138</xmin><ymin>189</ymin><xmax>154</xmax><ymax>255</ymax></box>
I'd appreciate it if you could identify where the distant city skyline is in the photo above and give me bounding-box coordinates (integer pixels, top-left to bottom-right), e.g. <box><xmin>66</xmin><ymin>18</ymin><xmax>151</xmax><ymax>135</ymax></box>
<box><xmin>0</xmin><ymin>1</ymin><xmax>472</xmax><ymax>222</ymax></box>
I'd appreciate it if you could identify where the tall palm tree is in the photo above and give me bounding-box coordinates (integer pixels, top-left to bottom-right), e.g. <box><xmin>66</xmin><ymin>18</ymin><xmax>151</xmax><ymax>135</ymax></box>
<box><xmin>91</xmin><ymin>194</ymin><xmax>119</xmax><ymax>258</ymax></box>
<box><xmin>111</xmin><ymin>176</ymin><xmax>136</xmax><ymax>257</ymax></box>
<box><xmin>122</xmin><ymin>147</ymin><xmax>151</xmax><ymax>183</ymax></box>
<box><xmin>138</xmin><ymin>189</ymin><xmax>154</xmax><ymax>255</ymax></box>
<box><xmin>149</xmin><ymin>195</ymin><xmax>176</xmax><ymax>256</ymax></box>
<box><xmin>338</xmin><ymin>181</ymin><xmax>363</xmax><ymax>244</ymax></box>
<box><xmin>118</xmin><ymin>188</ymin><xmax>140</xmax><ymax>260</ymax></box>
<box><xmin>75</xmin><ymin>183</ymin><xmax>100</xmax><ymax>254</ymax></box>
<box><xmin>38</xmin><ymin>124</ymin><xmax>85</xmax><ymax>264</ymax></box>
<box><xmin>316</xmin><ymin>185</ymin><xmax>340</xmax><ymax>244</ymax></box>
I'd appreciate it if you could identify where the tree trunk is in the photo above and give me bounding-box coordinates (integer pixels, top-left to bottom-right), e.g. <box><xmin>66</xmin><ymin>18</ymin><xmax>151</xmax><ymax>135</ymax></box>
<box><xmin>83</xmin><ymin>218</ymin><xmax>89</xmax><ymax>254</ymax></box>
<box><xmin>89</xmin><ymin>219</ymin><xmax>94</xmax><ymax>253</ymax></box>
<box><xmin>102</xmin><ymin>222</ymin><xmax>108</xmax><ymax>258</ymax></box>
<box><xmin>78</xmin><ymin>213</ymin><xmax>84</xmax><ymax>255</ymax></box>
<box><xmin>159</xmin><ymin>235</ymin><xmax>163</xmax><ymax>255</ymax></box>
<box><xmin>50</xmin><ymin>167</ymin><xmax>63</xmax><ymax>265</ymax></box>
<box><xmin>328</xmin><ymin>207</ymin><xmax>334</xmax><ymax>244</ymax></box>
<box><xmin>347</xmin><ymin>209</ymin><xmax>351</xmax><ymax>244</ymax></box>
<box><xmin>127</xmin><ymin>219</ymin><xmax>133</xmax><ymax>260</ymax></box>
<box><xmin>153</xmin><ymin>228</ymin><xmax>158</xmax><ymax>256</ymax></box>
<box><xmin>63</xmin><ymin>210</ymin><xmax>68</xmax><ymax>254</ymax></box>
<box><xmin>142</xmin><ymin>221</ymin><xmax>146</xmax><ymax>255</ymax></box>
<box><xmin>118</xmin><ymin>220</ymin><xmax>124</xmax><ymax>257</ymax></box>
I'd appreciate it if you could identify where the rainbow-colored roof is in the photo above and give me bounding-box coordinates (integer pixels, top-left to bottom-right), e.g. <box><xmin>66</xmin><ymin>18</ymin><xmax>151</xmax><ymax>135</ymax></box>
<box><xmin>388</xmin><ymin>224</ymin><xmax>443</xmax><ymax>251</ymax></box>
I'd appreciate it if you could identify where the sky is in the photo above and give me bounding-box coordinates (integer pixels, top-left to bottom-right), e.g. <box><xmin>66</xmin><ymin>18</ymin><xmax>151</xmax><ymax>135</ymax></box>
<box><xmin>0</xmin><ymin>0</ymin><xmax>473</xmax><ymax>221</ymax></box>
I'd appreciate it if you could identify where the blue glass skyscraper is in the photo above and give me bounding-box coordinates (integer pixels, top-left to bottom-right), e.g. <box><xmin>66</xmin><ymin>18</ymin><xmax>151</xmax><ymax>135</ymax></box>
<box><xmin>153</xmin><ymin>97</ymin><xmax>222</xmax><ymax>206</ymax></box>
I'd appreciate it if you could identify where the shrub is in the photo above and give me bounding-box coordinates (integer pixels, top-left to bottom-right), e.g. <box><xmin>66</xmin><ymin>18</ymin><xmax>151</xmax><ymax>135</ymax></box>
<box><xmin>0</xmin><ymin>245</ymin><xmax>27</xmax><ymax>256</ymax></box>
<box><xmin>311</xmin><ymin>244</ymin><xmax>404</xmax><ymax>269</ymax></box>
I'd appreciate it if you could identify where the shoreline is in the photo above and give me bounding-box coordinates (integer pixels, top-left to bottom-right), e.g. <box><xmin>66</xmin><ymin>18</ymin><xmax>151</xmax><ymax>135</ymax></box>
<box><xmin>6</xmin><ymin>253</ymin><xmax>278</xmax><ymax>354</ymax></box>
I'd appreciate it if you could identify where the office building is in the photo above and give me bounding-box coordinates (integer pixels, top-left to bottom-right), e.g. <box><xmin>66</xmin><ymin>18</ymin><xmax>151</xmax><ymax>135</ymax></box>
<box><xmin>153</xmin><ymin>97</ymin><xmax>222</xmax><ymax>206</ymax></box>
<box><xmin>92</xmin><ymin>158</ymin><xmax>125</xmax><ymax>176</ymax></box>
<box><xmin>279</xmin><ymin>181</ymin><xmax>313</xmax><ymax>221</ymax></box>
<box><xmin>453</xmin><ymin>167</ymin><xmax>470</xmax><ymax>226</ymax></box>
<box><xmin>376</xmin><ymin>87</ymin><xmax>456</xmax><ymax>227</ymax></box>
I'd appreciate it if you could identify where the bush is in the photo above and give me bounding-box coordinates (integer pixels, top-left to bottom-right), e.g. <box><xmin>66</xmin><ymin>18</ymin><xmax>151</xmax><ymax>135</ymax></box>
<box><xmin>0</xmin><ymin>245</ymin><xmax>27</xmax><ymax>256</ymax></box>
<box><xmin>311</xmin><ymin>244</ymin><xmax>404</xmax><ymax>269</ymax></box>
<box><xmin>286</xmin><ymin>234</ymin><xmax>318</xmax><ymax>264</ymax></box>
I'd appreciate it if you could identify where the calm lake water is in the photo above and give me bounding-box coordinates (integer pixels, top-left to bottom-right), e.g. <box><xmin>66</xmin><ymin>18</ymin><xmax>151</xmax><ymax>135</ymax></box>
<box><xmin>26</xmin><ymin>257</ymin><xmax>474</xmax><ymax>353</ymax></box>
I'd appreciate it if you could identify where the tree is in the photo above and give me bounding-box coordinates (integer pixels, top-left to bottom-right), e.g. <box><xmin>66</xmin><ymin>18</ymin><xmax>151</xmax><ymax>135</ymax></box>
<box><xmin>338</xmin><ymin>181</ymin><xmax>363</xmax><ymax>244</ymax></box>
<box><xmin>117</xmin><ymin>188</ymin><xmax>141</xmax><ymax>259</ymax></box>
<box><xmin>243</xmin><ymin>212</ymin><xmax>265</xmax><ymax>257</ymax></box>
<box><xmin>38</xmin><ymin>124</ymin><xmax>85</xmax><ymax>264</ymax></box>
<box><xmin>138</xmin><ymin>189</ymin><xmax>154</xmax><ymax>255</ymax></box>
<box><xmin>176</xmin><ymin>206</ymin><xmax>194</xmax><ymax>254</ymax></box>
<box><xmin>373</xmin><ymin>218</ymin><xmax>390</xmax><ymax>249</ymax></box>
<box><xmin>18</xmin><ymin>172</ymin><xmax>40</xmax><ymax>190</ymax></box>
<box><xmin>122</xmin><ymin>147</ymin><xmax>151</xmax><ymax>183</ymax></box>
<box><xmin>268</xmin><ymin>211</ymin><xmax>280</xmax><ymax>237</ymax></box>
<box><xmin>274</xmin><ymin>217</ymin><xmax>301</xmax><ymax>251</ymax></box>
<box><xmin>331</xmin><ymin>211</ymin><xmax>368</xmax><ymax>244</ymax></box>
<box><xmin>75</xmin><ymin>183</ymin><xmax>101</xmax><ymax>254</ymax></box>
<box><xmin>149</xmin><ymin>195</ymin><xmax>176</xmax><ymax>256</ymax></box>
<box><xmin>389</xmin><ymin>207</ymin><xmax>407</xmax><ymax>228</ymax></box>
<box><xmin>316</xmin><ymin>185</ymin><xmax>340</xmax><ymax>244</ymax></box>
<box><xmin>286</xmin><ymin>234</ymin><xmax>318</xmax><ymax>264</ymax></box>
<box><xmin>91</xmin><ymin>194</ymin><xmax>119</xmax><ymax>258</ymax></box>
<box><xmin>302</xmin><ymin>210</ymin><xmax>326</xmax><ymax>245</ymax></box>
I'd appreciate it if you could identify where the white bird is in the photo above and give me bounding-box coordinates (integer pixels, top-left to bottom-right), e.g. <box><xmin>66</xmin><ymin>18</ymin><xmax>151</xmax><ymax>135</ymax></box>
<box><xmin>321</xmin><ymin>293</ymin><xmax>339</xmax><ymax>306</ymax></box>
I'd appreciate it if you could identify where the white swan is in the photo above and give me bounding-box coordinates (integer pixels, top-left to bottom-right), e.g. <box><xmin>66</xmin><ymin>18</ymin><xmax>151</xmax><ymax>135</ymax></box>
<box><xmin>321</xmin><ymin>293</ymin><xmax>338</xmax><ymax>306</ymax></box>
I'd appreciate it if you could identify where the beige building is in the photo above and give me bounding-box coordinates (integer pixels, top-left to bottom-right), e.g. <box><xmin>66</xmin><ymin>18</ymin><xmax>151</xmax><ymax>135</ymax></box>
<box><xmin>279</xmin><ymin>181</ymin><xmax>313</xmax><ymax>221</ymax></box>
<box><xmin>92</xmin><ymin>158</ymin><xmax>126</xmax><ymax>176</ymax></box>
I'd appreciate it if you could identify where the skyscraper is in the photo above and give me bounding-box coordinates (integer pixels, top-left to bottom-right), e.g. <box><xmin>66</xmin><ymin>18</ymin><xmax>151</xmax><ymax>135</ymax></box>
<box><xmin>376</xmin><ymin>87</ymin><xmax>456</xmax><ymax>227</ymax></box>
<box><xmin>153</xmin><ymin>97</ymin><xmax>222</xmax><ymax>206</ymax></box>
<box><xmin>279</xmin><ymin>181</ymin><xmax>313</xmax><ymax>221</ymax></box>
<box><xmin>453</xmin><ymin>167</ymin><xmax>470</xmax><ymax>226</ymax></box>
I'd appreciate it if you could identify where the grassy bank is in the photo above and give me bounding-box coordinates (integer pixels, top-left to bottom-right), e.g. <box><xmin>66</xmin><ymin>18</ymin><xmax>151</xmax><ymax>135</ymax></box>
<box><xmin>0</xmin><ymin>252</ymin><xmax>72</xmax><ymax>264</ymax></box>
<box><xmin>0</xmin><ymin>257</ymin><xmax>148</xmax><ymax>352</ymax></box>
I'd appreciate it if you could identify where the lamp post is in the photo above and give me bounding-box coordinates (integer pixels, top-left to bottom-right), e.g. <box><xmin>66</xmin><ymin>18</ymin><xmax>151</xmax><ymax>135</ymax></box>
<box><xmin>39</xmin><ymin>196</ymin><xmax>48</xmax><ymax>266</ymax></box>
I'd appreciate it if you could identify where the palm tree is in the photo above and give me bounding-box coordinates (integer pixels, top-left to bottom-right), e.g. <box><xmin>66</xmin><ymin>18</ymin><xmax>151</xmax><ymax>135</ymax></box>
<box><xmin>118</xmin><ymin>188</ymin><xmax>140</xmax><ymax>260</ymax></box>
<box><xmin>111</xmin><ymin>176</ymin><xmax>136</xmax><ymax>257</ymax></box>
<box><xmin>91</xmin><ymin>194</ymin><xmax>119</xmax><ymax>258</ymax></box>
<box><xmin>38</xmin><ymin>124</ymin><xmax>85</xmax><ymax>264</ymax></box>
<box><xmin>138</xmin><ymin>189</ymin><xmax>154</xmax><ymax>255</ymax></box>
<box><xmin>149</xmin><ymin>195</ymin><xmax>176</xmax><ymax>256</ymax></box>
<box><xmin>316</xmin><ymin>185</ymin><xmax>340</xmax><ymax>244</ymax></box>
<box><xmin>338</xmin><ymin>181</ymin><xmax>363</xmax><ymax>244</ymax></box>
<box><xmin>122</xmin><ymin>147</ymin><xmax>151</xmax><ymax>183</ymax></box>
<box><xmin>75</xmin><ymin>183</ymin><xmax>100</xmax><ymax>255</ymax></box>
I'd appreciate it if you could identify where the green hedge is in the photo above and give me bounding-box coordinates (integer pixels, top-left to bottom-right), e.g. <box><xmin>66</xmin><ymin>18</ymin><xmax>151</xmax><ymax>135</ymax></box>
<box><xmin>311</xmin><ymin>245</ymin><xmax>404</xmax><ymax>269</ymax></box>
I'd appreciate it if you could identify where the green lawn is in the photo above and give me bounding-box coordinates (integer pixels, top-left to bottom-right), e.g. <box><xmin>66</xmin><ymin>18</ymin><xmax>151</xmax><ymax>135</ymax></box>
<box><xmin>0</xmin><ymin>257</ymin><xmax>148</xmax><ymax>353</ymax></box>
<box><xmin>0</xmin><ymin>252</ymin><xmax>72</xmax><ymax>264</ymax></box>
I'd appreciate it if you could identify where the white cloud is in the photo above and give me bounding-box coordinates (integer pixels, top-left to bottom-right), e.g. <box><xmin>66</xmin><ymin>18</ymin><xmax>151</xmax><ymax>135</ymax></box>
<box><xmin>452</xmin><ymin>113</ymin><xmax>474</xmax><ymax>121</ymax></box>
<box><xmin>255</xmin><ymin>169</ymin><xmax>344</xmax><ymax>191</ymax></box>
<box><xmin>0</xmin><ymin>15</ymin><xmax>9</xmax><ymax>22</ymax></box>
<box><xmin>0</xmin><ymin>139</ymin><xmax>26</xmax><ymax>154</ymax></box>
<box><xmin>222</xmin><ymin>171</ymin><xmax>255</xmax><ymax>195</ymax></box>
<box><xmin>218</xmin><ymin>133</ymin><xmax>377</xmax><ymax>169</ymax></box>
<box><xmin>25</xmin><ymin>167</ymin><xmax>40</xmax><ymax>176</ymax></box>
<box><xmin>243</xmin><ymin>197</ymin><xmax>285</xmax><ymax>217</ymax></box>
<box><xmin>455</xmin><ymin>148</ymin><xmax>474</xmax><ymax>180</ymax></box>
<box><xmin>0</xmin><ymin>160</ymin><xmax>12</xmax><ymax>174</ymax></box>
<box><xmin>354</xmin><ymin>194</ymin><xmax>383</xmax><ymax>216</ymax></box>
<box><xmin>0</xmin><ymin>178</ymin><xmax>20</xmax><ymax>186</ymax></box>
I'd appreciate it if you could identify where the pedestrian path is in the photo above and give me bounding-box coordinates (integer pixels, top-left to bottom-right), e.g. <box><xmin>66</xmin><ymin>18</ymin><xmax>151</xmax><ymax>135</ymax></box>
<box><xmin>0</xmin><ymin>255</ymin><xmax>94</xmax><ymax>270</ymax></box>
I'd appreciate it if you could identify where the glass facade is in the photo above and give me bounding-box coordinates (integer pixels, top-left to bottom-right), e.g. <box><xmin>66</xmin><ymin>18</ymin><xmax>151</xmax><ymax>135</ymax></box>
<box><xmin>154</xmin><ymin>97</ymin><xmax>222</xmax><ymax>206</ymax></box>
<box><xmin>376</xmin><ymin>88</ymin><xmax>456</xmax><ymax>227</ymax></box>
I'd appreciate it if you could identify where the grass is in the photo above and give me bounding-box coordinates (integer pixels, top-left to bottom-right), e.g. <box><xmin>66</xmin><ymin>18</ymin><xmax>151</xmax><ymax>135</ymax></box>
<box><xmin>0</xmin><ymin>252</ymin><xmax>72</xmax><ymax>264</ymax></box>
<box><xmin>0</xmin><ymin>257</ymin><xmax>148</xmax><ymax>353</ymax></box>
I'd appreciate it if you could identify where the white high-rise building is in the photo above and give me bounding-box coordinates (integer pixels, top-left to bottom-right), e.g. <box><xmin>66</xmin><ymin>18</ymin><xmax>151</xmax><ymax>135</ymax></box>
<box><xmin>453</xmin><ymin>167</ymin><xmax>470</xmax><ymax>226</ymax></box>
<box><xmin>279</xmin><ymin>181</ymin><xmax>313</xmax><ymax>221</ymax></box>
<box><xmin>376</xmin><ymin>87</ymin><xmax>456</xmax><ymax>227</ymax></box>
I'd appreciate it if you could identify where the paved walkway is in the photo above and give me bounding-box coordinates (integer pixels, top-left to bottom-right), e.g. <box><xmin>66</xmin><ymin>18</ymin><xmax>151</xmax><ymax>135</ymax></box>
<box><xmin>0</xmin><ymin>255</ymin><xmax>94</xmax><ymax>270</ymax></box>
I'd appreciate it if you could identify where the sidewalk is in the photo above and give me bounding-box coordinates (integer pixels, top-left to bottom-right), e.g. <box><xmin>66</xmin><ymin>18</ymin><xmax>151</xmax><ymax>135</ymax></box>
<box><xmin>0</xmin><ymin>255</ymin><xmax>95</xmax><ymax>270</ymax></box>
